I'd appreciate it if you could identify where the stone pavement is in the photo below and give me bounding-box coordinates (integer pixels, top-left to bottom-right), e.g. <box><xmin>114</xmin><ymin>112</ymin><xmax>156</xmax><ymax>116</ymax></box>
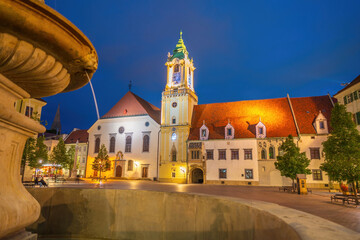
<box><xmin>38</xmin><ymin>179</ymin><xmax>360</xmax><ymax>233</ymax></box>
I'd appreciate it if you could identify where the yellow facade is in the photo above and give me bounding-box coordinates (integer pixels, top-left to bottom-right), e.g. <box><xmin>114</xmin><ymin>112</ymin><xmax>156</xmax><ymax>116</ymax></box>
<box><xmin>159</xmin><ymin>33</ymin><xmax>198</xmax><ymax>183</ymax></box>
<box><xmin>15</xmin><ymin>98</ymin><xmax>46</xmax><ymax>121</ymax></box>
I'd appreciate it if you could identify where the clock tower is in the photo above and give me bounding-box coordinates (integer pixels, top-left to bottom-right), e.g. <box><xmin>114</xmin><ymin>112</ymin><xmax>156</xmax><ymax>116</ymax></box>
<box><xmin>159</xmin><ymin>32</ymin><xmax>198</xmax><ymax>183</ymax></box>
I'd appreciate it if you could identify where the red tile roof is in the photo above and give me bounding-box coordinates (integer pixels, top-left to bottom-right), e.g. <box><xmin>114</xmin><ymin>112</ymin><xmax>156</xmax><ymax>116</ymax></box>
<box><xmin>335</xmin><ymin>74</ymin><xmax>360</xmax><ymax>95</ymax></box>
<box><xmin>189</xmin><ymin>95</ymin><xmax>334</xmax><ymax>140</ymax></box>
<box><xmin>101</xmin><ymin>91</ymin><xmax>160</xmax><ymax>124</ymax></box>
<box><xmin>189</xmin><ymin>97</ymin><xmax>298</xmax><ymax>140</ymax></box>
<box><xmin>64</xmin><ymin>129</ymin><xmax>89</xmax><ymax>144</ymax></box>
<box><xmin>290</xmin><ymin>96</ymin><xmax>334</xmax><ymax>134</ymax></box>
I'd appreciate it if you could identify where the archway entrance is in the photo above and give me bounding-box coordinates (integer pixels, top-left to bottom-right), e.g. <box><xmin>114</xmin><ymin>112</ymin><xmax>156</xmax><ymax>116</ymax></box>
<box><xmin>116</xmin><ymin>165</ymin><xmax>122</xmax><ymax>177</ymax></box>
<box><xmin>191</xmin><ymin>168</ymin><xmax>203</xmax><ymax>184</ymax></box>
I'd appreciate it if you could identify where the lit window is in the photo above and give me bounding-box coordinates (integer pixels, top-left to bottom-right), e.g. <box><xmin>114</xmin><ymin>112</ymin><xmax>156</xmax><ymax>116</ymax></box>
<box><xmin>218</xmin><ymin>149</ymin><xmax>226</xmax><ymax>160</ymax></box>
<box><xmin>312</xmin><ymin>169</ymin><xmax>322</xmax><ymax>180</ymax></box>
<box><xmin>231</xmin><ymin>149</ymin><xmax>239</xmax><ymax>160</ymax></box>
<box><xmin>245</xmin><ymin>169</ymin><xmax>253</xmax><ymax>179</ymax></box>
<box><xmin>206</xmin><ymin>149</ymin><xmax>213</xmax><ymax>160</ymax></box>
<box><xmin>219</xmin><ymin>169</ymin><xmax>227</xmax><ymax>179</ymax></box>
<box><xmin>171</xmin><ymin>132</ymin><xmax>177</xmax><ymax>141</ymax></box>
<box><xmin>244</xmin><ymin>149</ymin><xmax>252</xmax><ymax>160</ymax></box>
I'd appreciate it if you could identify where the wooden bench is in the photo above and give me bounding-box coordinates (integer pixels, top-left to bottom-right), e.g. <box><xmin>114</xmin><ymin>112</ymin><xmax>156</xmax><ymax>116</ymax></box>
<box><xmin>331</xmin><ymin>195</ymin><xmax>349</xmax><ymax>205</ymax></box>
<box><xmin>23</xmin><ymin>181</ymin><xmax>35</xmax><ymax>187</ymax></box>
<box><xmin>279</xmin><ymin>186</ymin><xmax>294</xmax><ymax>193</ymax></box>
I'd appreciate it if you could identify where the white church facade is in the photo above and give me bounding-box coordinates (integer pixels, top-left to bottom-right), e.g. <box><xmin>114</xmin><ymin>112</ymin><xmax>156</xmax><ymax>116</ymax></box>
<box><xmin>86</xmin><ymin>91</ymin><xmax>160</xmax><ymax>180</ymax></box>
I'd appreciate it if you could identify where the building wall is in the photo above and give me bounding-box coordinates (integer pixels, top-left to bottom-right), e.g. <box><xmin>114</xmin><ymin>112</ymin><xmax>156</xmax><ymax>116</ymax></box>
<box><xmin>65</xmin><ymin>142</ymin><xmax>88</xmax><ymax>177</ymax></box>
<box><xmin>334</xmin><ymin>82</ymin><xmax>360</xmax><ymax>131</ymax></box>
<box><xmin>195</xmin><ymin>139</ymin><xmax>259</xmax><ymax>185</ymax></box>
<box><xmin>86</xmin><ymin>115</ymin><xmax>160</xmax><ymax>179</ymax></box>
<box><xmin>15</xmin><ymin>98</ymin><xmax>46</xmax><ymax>120</ymax></box>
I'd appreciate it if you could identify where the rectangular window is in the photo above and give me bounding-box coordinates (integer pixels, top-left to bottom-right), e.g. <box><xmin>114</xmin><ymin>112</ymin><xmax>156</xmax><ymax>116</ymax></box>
<box><xmin>172</xmin><ymin>172</ymin><xmax>176</xmax><ymax>178</ymax></box>
<box><xmin>259</xmin><ymin>127</ymin><xmax>263</xmax><ymax>134</ymax></box>
<box><xmin>310</xmin><ymin>148</ymin><xmax>320</xmax><ymax>159</ymax></box>
<box><xmin>343</xmin><ymin>96</ymin><xmax>347</xmax><ymax>104</ymax></box>
<box><xmin>319</xmin><ymin>121</ymin><xmax>325</xmax><ymax>129</ymax></box>
<box><xmin>354</xmin><ymin>91</ymin><xmax>358</xmax><ymax>100</ymax></box>
<box><xmin>219</xmin><ymin>169</ymin><xmax>227</xmax><ymax>179</ymax></box>
<box><xmin>227</xmin><ymin>128</ymin><xmax>232</xmax><ymax>136</ymax></box>
<box><xmin>312</xmin><ymin>169</ymin><xmax>323</xmax><ymax>180</ymax></box>
<box><xmin>245</xmin><ymin>169</ymin><xmax>253</xmax><ymax>179</ymax></box>
<box><xmin>201</xmin><ymin>129</ymin><xmax>206</xmax><ymax>137</ymax></box>
<box><xmin>231</xmin><ymin>149</ymin><xmax>239</xmax><ymax>160</ymax></box>
<box><xmin>25</xmin><ymin>106</ymin><xmax>33</xmax><ymax>118</ymax></box>
<box><xmin>172</xmin><ymin>118</ymin><xmax>176</xmax><ymax>124</ymax></box>
<box><xmin>191</xmin><ymin>150</ymin><xmax>200</xmax><ymax>159</ymax></box>
<box><xmin>356</xmin><ymin>112</ymin><xmax>360</xmax><ymax>126</ymax></box>
<box><xmin>206</xmin><ymin>149</ymin><xmax>214</xmax><ymax>160</ymax></box>
<box><xmin>82</xmin><ymin>157</ymin><xmax>85</xmax><ymax>163</ymax></box>
<box><xmin>244</xmin><ymin>149</ymin><xmax>253</xmax><ymax>160</ymax></box>
<box><xmin>218</xmin><ymin>149</ymin><xmax>226</xmax><ymax>160</ymax></box>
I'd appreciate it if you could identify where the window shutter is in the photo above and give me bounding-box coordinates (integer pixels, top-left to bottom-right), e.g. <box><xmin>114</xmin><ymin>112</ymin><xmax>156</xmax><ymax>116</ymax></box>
<box><xmin>356</xmin><ymin>112</ymin><xmax>360</xmax><ymax>125</ymax></box>
<box><xmin>344</xmin><ymin>96</ymin><xmax>347</xmax><ymax>104</ymax></box>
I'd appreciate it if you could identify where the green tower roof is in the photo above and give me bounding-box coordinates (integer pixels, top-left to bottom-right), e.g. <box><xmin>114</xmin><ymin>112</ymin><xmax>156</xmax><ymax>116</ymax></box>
<box><xmin>170</xmin><ymin>31</ymin><xmax>189</xmax><ymax>61</ymax></box>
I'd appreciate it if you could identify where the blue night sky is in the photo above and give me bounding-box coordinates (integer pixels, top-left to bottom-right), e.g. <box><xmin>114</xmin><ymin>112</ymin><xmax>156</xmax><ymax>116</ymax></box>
<box><xmin>43</xmin><ymin>0</ymin><xmax>360</xmax><ymax>133</ymax></box>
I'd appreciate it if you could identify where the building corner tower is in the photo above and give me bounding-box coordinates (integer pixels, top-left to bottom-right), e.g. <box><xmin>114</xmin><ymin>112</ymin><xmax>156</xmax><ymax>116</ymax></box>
<box><xmin>159</xmin><ymin>32</ymin><xmax>198</xmax><ymax>183</ymax></box>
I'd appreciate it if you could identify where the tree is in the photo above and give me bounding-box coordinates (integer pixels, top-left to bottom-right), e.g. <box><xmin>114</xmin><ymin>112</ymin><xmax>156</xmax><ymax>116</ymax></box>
<box><xmin>92</xmin><ymin>144</ymin><xmax>110</xmax><ymax>180</ymax></box>
<box><xmin>275</xmin><ymin>135</ymin><xmax>311</xmax><ymax>191</ymax></box>
<box><xmin>21</xmin><ymin>136</ymin><xmax>49</xmax><ymax>181</ymax></box>
<box><xmin>65</xmin><ymin>146</ymin><xmax>75</xmax><ymax>178</ymax></box>
<box><xmin>321</xmin><ymin>103</ymin><xmax>360</xmax><ymax>204</ymax></box>
<box><xmin>50</xmin><ymin>138</ymin><xmax>68</xmax><ymax>178</ymax></box>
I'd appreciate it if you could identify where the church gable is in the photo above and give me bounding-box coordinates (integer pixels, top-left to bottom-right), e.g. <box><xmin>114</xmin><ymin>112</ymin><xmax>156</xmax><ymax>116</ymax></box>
<box><xmin>101</xmin><ymin>91</ymin><xmax>160</xmax><ymax>124</ymax></box>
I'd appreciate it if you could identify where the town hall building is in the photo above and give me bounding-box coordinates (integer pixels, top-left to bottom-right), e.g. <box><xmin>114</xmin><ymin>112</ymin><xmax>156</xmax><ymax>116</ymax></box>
<box><xmin>86</xmin><ymin>32</ymin><xmax>336</xmax><ymax>188</ymax></box>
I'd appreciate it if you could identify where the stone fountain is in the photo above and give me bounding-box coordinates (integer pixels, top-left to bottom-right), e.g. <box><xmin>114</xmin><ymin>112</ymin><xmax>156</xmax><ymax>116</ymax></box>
<box><xmin>0</xmin><ymin>0</ymin><xmax>98</xmax><ymax>239</ymax></box>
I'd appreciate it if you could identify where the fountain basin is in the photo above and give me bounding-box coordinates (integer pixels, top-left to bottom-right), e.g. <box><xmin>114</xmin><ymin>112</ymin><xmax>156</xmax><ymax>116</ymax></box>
<box><xmin>26</xmin><ymin>188</ymin><xmax>359</xmax><ymax>240</ymax></box>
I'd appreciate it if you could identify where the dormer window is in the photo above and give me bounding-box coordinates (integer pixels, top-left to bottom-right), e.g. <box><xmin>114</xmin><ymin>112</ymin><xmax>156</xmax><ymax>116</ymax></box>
<box><xmin>256</xmin><ymin>119</ymin><xmax>266</xmax><ymax>138</ymax></box>
<box><xmin>200</xmin><ymin>121</ymin><xmax>209</xmax><ymax>141</ymax></box>
<box><xmin>225</xmin><ymin>121</ymin><xmax>234</xmax><ymax>140</ymax></box>
<box><xmin>314</xmin><ymin>111</ymin><xmax>328</xmax><ymax>134</ymax></box>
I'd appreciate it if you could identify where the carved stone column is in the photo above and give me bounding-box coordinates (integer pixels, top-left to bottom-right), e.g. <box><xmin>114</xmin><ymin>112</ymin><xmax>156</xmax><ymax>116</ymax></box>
<box><xmin>0</xmin><ymin>0</ymin><xmax>98</xmax><ymax>239</ymax></box>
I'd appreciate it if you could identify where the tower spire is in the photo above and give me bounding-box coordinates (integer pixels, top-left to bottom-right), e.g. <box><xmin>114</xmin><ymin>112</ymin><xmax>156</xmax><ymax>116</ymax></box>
<box><xmin>51</xmin><ymin>104</ymin><xmax>61</xmax><ymax>135</ymax></box>
<box><xmin>180</xmin><ymin>30</ymin><xmax>182</xmax><ymax>39</ymax></box>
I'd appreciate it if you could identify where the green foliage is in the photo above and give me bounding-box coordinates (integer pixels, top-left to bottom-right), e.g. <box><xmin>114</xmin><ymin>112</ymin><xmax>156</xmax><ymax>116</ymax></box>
<box><xmin>92</xmin><ymin>144</ymin><xmax>111</xmax><ymax>173</ymax></box>
<box><xmin>321</xmin><ymin>103</ymin><xmax>360</xmax><ymax>184</ymax></box>
<box><xmin>275</xmin><ymin>135</ymin><xmax>311</xmax><ymax>181</ymax></box>
<box><xmin>50</xmin><ymin>138</ymin><xmax>68</xmax><ymax>168</ymax></box>
<box><xmin>22</xmin><ymin>136</ymin><xmax>48</xmax><ymax>170</ymax></box>
<box><xmin>65</xmin><ymin>146</ymin><xmax>76</xmax><ymax>176</ymax></box>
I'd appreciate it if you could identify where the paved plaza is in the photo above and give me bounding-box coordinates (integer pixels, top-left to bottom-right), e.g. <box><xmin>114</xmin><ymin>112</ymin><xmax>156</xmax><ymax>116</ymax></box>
<box><xmin>39</xmin><ymin>179</ymin><xmax>360</xmax><ymax>234</ymax></box>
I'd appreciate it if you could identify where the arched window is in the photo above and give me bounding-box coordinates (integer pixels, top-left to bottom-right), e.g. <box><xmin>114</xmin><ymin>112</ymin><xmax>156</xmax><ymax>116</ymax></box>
<box><xmin>174</xmin><ymin>64</ymin><xmax>180</xmax><ymax>73</ymax></box>
<box><xmin>128</xmin><ymin>160</ymin><xmax>133</xmax><ymax>171</ymax></box>
<box><xmin>143</xmin><ymin>135</ymin><xmax>150</xmax><ymax>152</ymax></box>
<box><xmin>172</xmin><ymin>116</ymin><xmax>176</xmax><ymax>124</ymax></box>
<box><xmin>171</xmin><ymin>145</ymin><xmax>177</xmax><ymax>162</ymax></box>
<box><xmin>261</xmin><ymin>149</ymin><xmax>266</xmax><ymax>159</ymax></box>
<box><xmin>94</xmin><ymin>137</ymin><xmax>100</xmax><ymax>153</ymax></box>
<box><xmin>278</xmin><ymin>147</ymin><xmax>283</xmax><ymax>156</ymax></box>
<box><xmin>109</xmin><ymin>136</ymin><xmax>115</xmax><ymax>153</ymax></box>
<box><xmin>269</xmin><ymin>146</ymin><xmax>275</xmax><ymax>159</ymax></box>
<box><xmin>125</xmin><ymin>135</ymin><xmax>132</xmax><ymax>152</ymax></box>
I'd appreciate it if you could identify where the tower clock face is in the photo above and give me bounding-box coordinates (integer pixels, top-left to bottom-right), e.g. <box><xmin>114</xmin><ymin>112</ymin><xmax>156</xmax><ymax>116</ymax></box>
<box><xmin>172</xmin><ymin>72</ymin><xmax>181</xmax><ymax>85</ymax></box>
